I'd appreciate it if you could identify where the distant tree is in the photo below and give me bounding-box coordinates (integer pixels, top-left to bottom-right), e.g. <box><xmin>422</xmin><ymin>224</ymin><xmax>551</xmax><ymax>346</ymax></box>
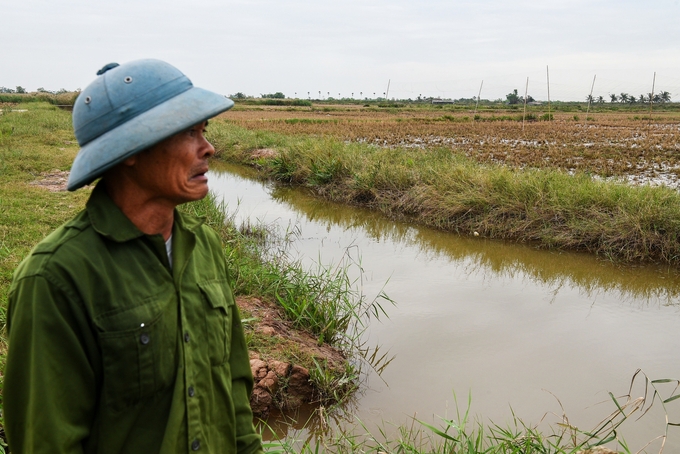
<box><xmin>619</xmin><ymin>93</ymin><xmax>629</xmax><ymax>103</ymax></box>
<box><xmin>230</xmin><ymin>92</ymin><xmax>247</xmax><ymax>99</ymax></box>
<box><xmin>628</xmin><ymin>95</ymin><xmax>637</xmax><ymax>104</ymax></box>
<box><xmin>660</xmin><ymin>91</ymin><xmax>672</xmax><ymax>103</ymax></box>
<box><xmin>37</xmin><ymin>87</ymin><xmax>49</xmax><ymax>93</ymax></box>
<box><xmin>15</xmin><ymin>86</ymin><xmax>26</xmax><ymax>94</ymax></box>
<box><xmin>597</xmin><ymin>96</ymin><xmax>605</xmax><ymax>104</ymax></box>
<box><xmin>653</xmin><ymin>93</ymin><xmax>661</xmax><ymax>103</ymax></box>
<box><xmin>0</xmin><ymin>87</ymin><xmax>15</xmax><ymax>93</ymax></box>
<box><xmin>640</xmin><ymin>94</ymin><xmax>647</xmax><ymax>103</ymax></box>
<box><xmin>609</xmin><ymin>93</ymin><xmax>618</xmax><ymax>103</ymax></box>
<box><xmin>586</xmin><ymin>94</ymin><xmax>594</xmax><ymax>104</ymax></box>
<box><xmin>261</xmin><ymin>92</ymin><xmax>285</xmax><ymax>99</ymax></box>
<box><xmin>506</xmin><ymin>89</ymin><xmax>520</xmax><ymax>104</ymax></box>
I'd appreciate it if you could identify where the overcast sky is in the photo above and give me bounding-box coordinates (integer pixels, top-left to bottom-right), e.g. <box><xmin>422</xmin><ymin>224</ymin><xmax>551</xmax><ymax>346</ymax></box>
<box><xmin>3</xmin><ymin>0</ymin><xmax>680</xmax><ymax>101</ymax></box>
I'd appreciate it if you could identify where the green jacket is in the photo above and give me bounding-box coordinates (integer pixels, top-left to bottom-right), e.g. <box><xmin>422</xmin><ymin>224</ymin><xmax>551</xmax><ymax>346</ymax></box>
<box><xmin>4</xmin><ymin>183</ymin><xmax>263</xmax><ymax>454</ymax></box>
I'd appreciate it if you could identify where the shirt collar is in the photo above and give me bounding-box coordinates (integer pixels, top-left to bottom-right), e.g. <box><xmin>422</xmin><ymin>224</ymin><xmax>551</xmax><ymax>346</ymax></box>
<box><xmin>86</xmin><ymin>181</ymin><xmax>205</xmax><ymax>242</ymax></box>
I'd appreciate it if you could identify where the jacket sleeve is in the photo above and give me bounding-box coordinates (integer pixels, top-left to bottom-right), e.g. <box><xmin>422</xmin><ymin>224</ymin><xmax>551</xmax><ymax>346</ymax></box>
<box><xmin>227</xmin><ymin>286</ymin><xmax>264</xmax><ymax>454</ymax></box>
<box><xmin>4</xmin><ymin>274</ymin><xmax>98</xmax><ymax>454</ymax></box>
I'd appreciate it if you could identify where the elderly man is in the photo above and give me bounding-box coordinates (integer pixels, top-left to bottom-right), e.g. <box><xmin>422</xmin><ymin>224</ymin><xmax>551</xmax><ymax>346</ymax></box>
<box><xmin>4</xmin><ymin>60</ymin><xmax>263</xmax><ymax>454</ymax></box>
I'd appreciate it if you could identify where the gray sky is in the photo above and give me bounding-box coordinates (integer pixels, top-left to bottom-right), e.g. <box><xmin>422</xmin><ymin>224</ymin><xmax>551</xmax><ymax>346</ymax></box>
<box><xmin>3</xmin><ymin>0</ymin><xmax>680</xmax><ymax>101</ymax></box>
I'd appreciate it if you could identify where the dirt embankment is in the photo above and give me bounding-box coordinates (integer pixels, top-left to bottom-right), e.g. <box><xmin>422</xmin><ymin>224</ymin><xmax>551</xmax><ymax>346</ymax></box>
<box><xmin>238</xmin><ymin>297</ymin><xmax>346</xmax><ymax>418</ymax></box>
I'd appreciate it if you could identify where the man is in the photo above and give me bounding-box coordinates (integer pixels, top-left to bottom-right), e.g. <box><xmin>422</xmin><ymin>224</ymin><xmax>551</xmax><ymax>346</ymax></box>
<box><xmin>4</xmin><ymin>59</ymin><xmax>264</xmax><ymax>454</ymax></box>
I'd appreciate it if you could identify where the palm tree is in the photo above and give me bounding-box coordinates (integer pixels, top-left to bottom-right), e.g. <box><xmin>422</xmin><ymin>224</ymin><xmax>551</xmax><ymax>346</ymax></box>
<box><xmin>597</xmin><ymin>96</ymin><xmax>605</xmax><ymax>104</ymax></box>
<box><xmin>586</xmin><ymin>94</ymin><xmax>595</xmax><ymax>103</ymax></box>
<box><xmin>628</xmin><ymin>95</ymin><xmax>637</xmax><ymax>104</ymax></box>
<box><xmin>640</xmin><ymin>94</ymin><xmax>646</xmax><ymax>103</ymax></box>
<box><xmin>609</xmin><ymin>93</ymin><xmax>618</xmax><ymax>103</ymax></box>
<box><xmin>660</xmin><ymin>91</ymin><xmax>671</xmax><ymax>103</ymax></box>
<box><xmin>619</xmin><ymin>93</ymin><xmax>629</xmax><ymax>103</ymax></box>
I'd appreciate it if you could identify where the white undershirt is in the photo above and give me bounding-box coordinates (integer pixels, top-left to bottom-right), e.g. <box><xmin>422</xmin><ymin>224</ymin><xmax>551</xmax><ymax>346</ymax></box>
<box><xmin>165</xmin><ymin>234</ymin><xmax>173</xmax><ymax>269</ymax></box>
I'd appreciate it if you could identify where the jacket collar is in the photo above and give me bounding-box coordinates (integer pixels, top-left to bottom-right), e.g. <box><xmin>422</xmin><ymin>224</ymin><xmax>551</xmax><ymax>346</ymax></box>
<box><xmin>87</xmin><ymin>181</ymin><xmax>204</xmax><ymax>242</ymax></box>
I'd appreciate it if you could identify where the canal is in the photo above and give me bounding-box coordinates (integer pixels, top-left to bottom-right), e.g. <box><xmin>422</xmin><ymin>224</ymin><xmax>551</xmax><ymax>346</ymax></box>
<box><xmin>210</xmin><ymin>163</ymin><xmax>680</xmax><ymax>451</ymax></box>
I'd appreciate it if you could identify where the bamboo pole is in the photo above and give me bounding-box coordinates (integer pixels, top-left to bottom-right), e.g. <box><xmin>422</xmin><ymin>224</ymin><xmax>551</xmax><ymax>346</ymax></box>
<box><xmin>546</xmin><ymin>66</ymin><xmax>551</xmax><ymax>122</ymax></box>
<box><xmin>585</xmin><ymin>74</ymin><xmax>596</xmax><ymax>125</ymax></box>
<box><xmin>385</xmin><ymin>79</ymin><xmax>391</xmax><ymax>101</ymax></box>
<box><xmin>648</xmin><ymin>72</ymin><xmax>656</xmax><ymax>128</ymax></box>
<box><xmin>522</xmin><ymin>77</ymin><xmax>529</xmax><ymax>132</ymax></box>
<box><xmin>474</xmin><ymin>80</ymin><xmax>483</xmax><ymax>117</ymax></box>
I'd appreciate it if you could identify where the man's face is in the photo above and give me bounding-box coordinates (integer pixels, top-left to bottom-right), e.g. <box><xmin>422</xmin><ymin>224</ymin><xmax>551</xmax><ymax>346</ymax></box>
<box><xmin>129</xmin><ymin>121</ymin><xmax>215</xmax><ymax>205</ymax></box>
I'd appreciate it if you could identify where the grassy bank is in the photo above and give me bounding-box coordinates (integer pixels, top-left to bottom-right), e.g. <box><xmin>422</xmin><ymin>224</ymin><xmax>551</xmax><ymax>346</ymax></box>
<box><xmin>207</xmin><ymin>118</ymin><xmax>680</xmax><ymax>265</ymax></box>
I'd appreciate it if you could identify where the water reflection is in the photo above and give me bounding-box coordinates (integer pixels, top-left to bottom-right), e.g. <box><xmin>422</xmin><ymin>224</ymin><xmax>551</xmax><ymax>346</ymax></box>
<box><xmin>268</xmin><ymin>184</ymin><xmax>680</xmax><ymax>307</ymax></box>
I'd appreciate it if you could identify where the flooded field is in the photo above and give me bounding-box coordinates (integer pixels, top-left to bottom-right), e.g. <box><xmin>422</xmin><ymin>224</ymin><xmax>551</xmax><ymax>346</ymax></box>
<box><xmin>210</xmin><ymin>163</ymin><xmax>680</xmax><ymax>451</ymax></box>
<box><xmin>221</xmin><ymin>107</ymin><xmax>680</xmax><ymax>187</ymax></box>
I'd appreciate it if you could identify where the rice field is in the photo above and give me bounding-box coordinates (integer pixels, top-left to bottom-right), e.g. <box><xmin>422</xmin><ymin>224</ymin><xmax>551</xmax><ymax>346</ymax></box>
<box><xmin>221</xmin><ymin>106</ymin><xmax>680</xmax><ymax>188</ymax></box>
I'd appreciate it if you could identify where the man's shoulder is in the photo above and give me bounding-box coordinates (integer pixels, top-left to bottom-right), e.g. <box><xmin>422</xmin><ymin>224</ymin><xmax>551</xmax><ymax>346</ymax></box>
<box><xmin>13</xmin><ymin>209</ymin><xmax>93</xmax><ymax>280</ymax></box>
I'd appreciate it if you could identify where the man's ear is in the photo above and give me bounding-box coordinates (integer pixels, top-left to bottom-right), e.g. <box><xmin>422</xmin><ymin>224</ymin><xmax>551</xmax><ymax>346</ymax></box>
<box><xmin>121</xmin><ymin>155</ymin><xmax>137</xmax><ymax>167</ymax></box>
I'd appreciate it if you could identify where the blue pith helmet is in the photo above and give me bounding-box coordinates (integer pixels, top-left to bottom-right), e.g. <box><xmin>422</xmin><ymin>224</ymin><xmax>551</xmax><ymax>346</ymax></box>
<box><xmin>67</xmin><ymin>59</ymin><xmax>234</xmax><ymax>191</ymax></box>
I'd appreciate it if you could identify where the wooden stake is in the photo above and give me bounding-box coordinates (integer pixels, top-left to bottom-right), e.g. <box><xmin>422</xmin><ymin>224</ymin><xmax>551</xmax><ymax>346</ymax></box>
<box><xmin>522</xmin><ymin>77</ymin><xmax>529</xmax><ymax>132</ymax></box>
<box><xmin>474</xmin><ymin>80</ymin><xmax>483</xmax><ymax>117</ymax></box>
<box><xmin>585</xmin><ymin>74</ymin><xmax>596</xmax><ymax>125</ymax></box>
<box><xmin>546</xmin><ymin>66</ymin><xmax>551</xmax><ymax>122</ymax></box>
<box><xmin>648</xmin><ymin>72</ymin><xmax>656</xmax><ymax>128</ymax></box>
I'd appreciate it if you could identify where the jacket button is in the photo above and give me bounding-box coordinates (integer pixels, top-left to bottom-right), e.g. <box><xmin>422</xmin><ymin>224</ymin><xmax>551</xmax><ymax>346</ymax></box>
<box><xmin>188</xmin><ymin>386</ymin><xmax>195</xmax><ymax>397</ymax></box>
<box><xmin>184</xmin><ymin>332</ymin><xmax>190</xmax><ymax>343</ymax></box>
<box><xmin>140</xmin><ymin>333</ymin><xmax>150</xmax><ymax>345</ymax></box>
<box><xmin>191</xmin><ymin>439</ymin><xmax>200</xmax><ymax>451</ymax></box>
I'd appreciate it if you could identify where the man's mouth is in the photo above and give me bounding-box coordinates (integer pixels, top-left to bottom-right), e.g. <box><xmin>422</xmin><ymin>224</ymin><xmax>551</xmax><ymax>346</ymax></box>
<box><xmin>191</xmin><ymin>168</ymin><xmax>209</xmax><ymax>181</ymax></box>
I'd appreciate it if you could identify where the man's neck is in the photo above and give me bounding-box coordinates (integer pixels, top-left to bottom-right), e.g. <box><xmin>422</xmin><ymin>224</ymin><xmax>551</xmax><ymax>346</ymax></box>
<box><xmin>103</xmin><ymin>179</ymin><xmax>175</xmax><ymax>240</ymax></box>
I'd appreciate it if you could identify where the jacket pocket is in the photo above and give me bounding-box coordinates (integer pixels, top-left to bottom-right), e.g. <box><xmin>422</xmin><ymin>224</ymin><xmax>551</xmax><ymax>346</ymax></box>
<box><xmin>96</xmin><ymin>294</ymin><xmax>177</xmax><ymax>411</ymax></box>
<box><xmin>198</xmin><ymin>279</ymin><xmax>234</xmax><ymax>366</ymax></box>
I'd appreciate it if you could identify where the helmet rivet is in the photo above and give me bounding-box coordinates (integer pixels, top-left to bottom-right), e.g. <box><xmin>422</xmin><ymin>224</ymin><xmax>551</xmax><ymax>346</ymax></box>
<box><xmin>84</xmin><ymin>96</ymin><xmax>92</xmax><ymax>104</ymax></box>
<box><xmin>124</xmin><ymin>76</ymin><xmax>133</xmax><ymax>84</ymax></box>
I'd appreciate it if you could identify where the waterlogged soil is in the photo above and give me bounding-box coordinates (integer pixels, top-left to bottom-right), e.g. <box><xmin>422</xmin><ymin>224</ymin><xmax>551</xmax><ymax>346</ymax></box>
<box><xmin>220</xmin><ymin>107</ymin><xmax>680</xmax><ymax>188</ymax></box>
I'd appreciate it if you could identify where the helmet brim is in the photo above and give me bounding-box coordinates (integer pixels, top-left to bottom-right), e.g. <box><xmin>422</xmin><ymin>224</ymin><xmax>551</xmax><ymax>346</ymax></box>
<box><xmin>67</xmin><ymin>86</ymin><xmax>234</xmax><ymax>191</ymax></box>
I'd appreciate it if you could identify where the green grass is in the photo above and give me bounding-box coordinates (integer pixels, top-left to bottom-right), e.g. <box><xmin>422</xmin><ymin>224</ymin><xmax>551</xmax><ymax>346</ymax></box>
<box><xmin>207</xmin><ymin>120</ymin><xmax>680</xmax><ymax>265</ymax></box>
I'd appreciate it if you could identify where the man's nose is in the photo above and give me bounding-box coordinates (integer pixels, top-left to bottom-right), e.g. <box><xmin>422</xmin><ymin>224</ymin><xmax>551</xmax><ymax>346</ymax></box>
<box><xmin>200</xmin><ymin>136</ymin><xmax>216</xmax><ymax>158</ymax></box>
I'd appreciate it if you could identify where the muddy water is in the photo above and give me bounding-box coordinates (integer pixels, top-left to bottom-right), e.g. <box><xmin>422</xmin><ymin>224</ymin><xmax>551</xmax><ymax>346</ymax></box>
<box><xmin>209</xmin><ymin>163</ymin><xmax>680</xmax><ymax>451</ymax></box>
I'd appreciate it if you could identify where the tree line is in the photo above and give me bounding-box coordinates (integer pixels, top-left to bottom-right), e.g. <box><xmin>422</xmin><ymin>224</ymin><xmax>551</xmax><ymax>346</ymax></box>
<box><xmin>587</xmin><ymin>92</ymin><xmax>671</xmax><ymax>104</ymax></box>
